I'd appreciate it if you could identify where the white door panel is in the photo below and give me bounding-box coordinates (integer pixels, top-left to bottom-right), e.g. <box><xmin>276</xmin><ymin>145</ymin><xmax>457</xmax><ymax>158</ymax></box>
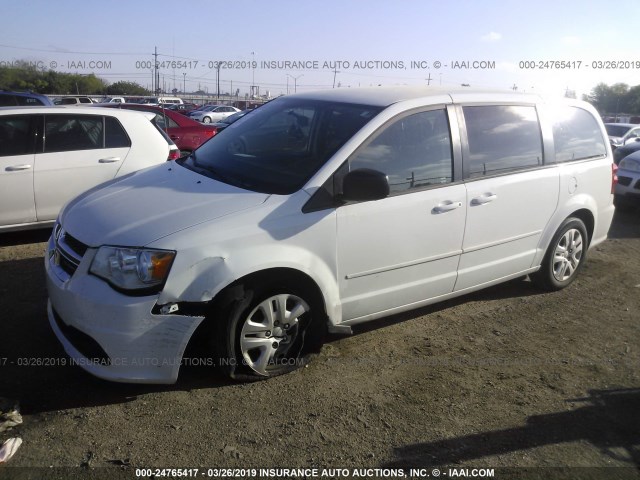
<box><xmin>34</xmin><ymin>147</ymin><xmax>129</xmax><ymax>221</ymax></box>
<box><xmin>456</xmin><ymin>167</ymin><xmax>559</xmax><ymax>290</ymax></box>
<box><xmin>338</xmin><ymin>185</ymin><xmax>466</xmax><ymax>321</ymax></box>
<box><xmin>0</xmin><ymin>154</ymin><xmax>36</xmax><ymax>226</ymax></box>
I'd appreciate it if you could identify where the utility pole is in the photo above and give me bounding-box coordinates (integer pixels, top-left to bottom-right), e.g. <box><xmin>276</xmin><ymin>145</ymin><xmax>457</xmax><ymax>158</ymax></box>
<box><xmin>251</xmin><ymin>51</ymin><xmax>256</xmax><ymax>98</ymax></box>
<box><xmin>183</xmin><ymin>73</ymin><xmax>186</xmax><ymax>94</ymax></box>
<box><xmin>512</xmin><ymin>83</ymin><xmax>518</xmax><ymax>91</ymax></box>
<box><xmin>333</xmin><ymin>67</ymin><xmax>340</xmax><ymax>88</ymax></box>
<box><xmin>426</xmin><ymin>73</ymin><xmax>432</xmax><ymax>86</ymax></box>
<box><xmin>154</xmin><ymin>47</ymin><xmax>159</xmax><ymax>95</ymax></box>
<box><xmin>216</xmin><ymin>63</ymin><xmax>221</xmax><ymax>100</ymax></box>
<box><xmin>287</xmin><ymin>74</ymin><xmax>303</xmax><ymax>93</ymax></box>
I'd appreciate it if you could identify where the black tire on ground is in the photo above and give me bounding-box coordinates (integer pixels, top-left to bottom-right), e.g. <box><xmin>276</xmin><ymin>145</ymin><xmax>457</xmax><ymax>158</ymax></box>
<box><xmin>531</xmin><ymin>217</ymin><xmax>589</xmax><ymax>292</ymax></box>
<box><xmin>214</xmin><ymin>282</ymin><xmax>325</xmax><ymax>381</ymax></box>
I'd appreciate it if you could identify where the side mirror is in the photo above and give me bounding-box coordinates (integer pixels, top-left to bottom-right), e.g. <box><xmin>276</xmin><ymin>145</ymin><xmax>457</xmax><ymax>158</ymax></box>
<box><xmin>342</xmin><ymin>168</ymin><xmax>389</xmax><ymax>202</ymax></box>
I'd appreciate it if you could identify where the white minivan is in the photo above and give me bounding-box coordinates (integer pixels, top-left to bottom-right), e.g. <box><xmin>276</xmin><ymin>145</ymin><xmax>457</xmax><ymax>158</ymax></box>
<box><xmin>45</xmin><ymin>87</ymin><xmax>616</xmax><ymax>383</ymax></box>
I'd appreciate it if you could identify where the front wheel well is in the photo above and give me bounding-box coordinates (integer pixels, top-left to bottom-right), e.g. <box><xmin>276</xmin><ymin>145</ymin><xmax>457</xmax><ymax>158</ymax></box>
<box><xmin>216</xmin><ymin>268</ymin><xmax>327</xmax><ymax>315</ymax></box>
<box><xmin>186</xmin><ymin>268</ymin><xmax>328</xmax><ymax>351</ymax></box>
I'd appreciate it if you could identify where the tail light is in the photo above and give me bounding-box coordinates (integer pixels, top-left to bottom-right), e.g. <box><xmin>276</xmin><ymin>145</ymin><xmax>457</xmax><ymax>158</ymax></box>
<box><xmin>611</xmin><ymin>163</ymin><xmax>618</xmax><ymax>194</ymax></box>
<box><xmin>167</xmin><ymin>149</ymin><xmax>180</xmax><ymax>161</ymax></box>
<box><xmin>204</xmin><ymin>128</ymin><xmax>217</xmax><ymax>138</ymax></box>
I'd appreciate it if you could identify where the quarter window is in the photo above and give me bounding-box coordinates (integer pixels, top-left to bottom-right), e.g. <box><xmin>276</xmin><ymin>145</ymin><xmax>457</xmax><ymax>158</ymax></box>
<box><xmin>463</xmin><ymin>105</ymin><xmax>543</xmax><ymax>178</ymax></box>
<box><xmin>153</xmin><ymin>114</ymin><xmax>179</xmax><ymax>130</ymax></box>
<box><xmin>349</xmin><ymin>109</ymin><xmax>453</xmax><ymax>194</ymax></box>
<box><xmin>552</xmin><ymin>106</ymin><xmax>606</xmax><ymax>162</ymax></box>
<box><xmin>105</xmin><ymin>116</ymin><xmax>131</xmax><ymax>148</ymax></box>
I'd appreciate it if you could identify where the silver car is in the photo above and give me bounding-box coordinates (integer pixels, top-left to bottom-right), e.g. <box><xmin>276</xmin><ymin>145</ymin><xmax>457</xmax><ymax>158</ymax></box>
<box><xmin>188</xmin><ymin>105</ymin><xmax>239</xmax><ymax>123</ymax></box>
<box><xmin>615</xmin><ymin>149</ymin><xmax>640</xmax><ymax>208</ymax></box>
<box><xmin>605</xmin><ymin>123</ymin><xmax>640</xmax><ymax>149</ymax></box>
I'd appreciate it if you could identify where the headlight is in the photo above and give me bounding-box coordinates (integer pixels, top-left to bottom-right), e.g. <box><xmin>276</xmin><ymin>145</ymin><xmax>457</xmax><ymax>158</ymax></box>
<box><xmin>619</xmin><ymin>157</ymin><xmax>640</xmax><ymax>172</ymax></box>
<box><xmin>90</xmin><ymin>246</ymin><xmax>176</xmax><ymax>292</ymax></box>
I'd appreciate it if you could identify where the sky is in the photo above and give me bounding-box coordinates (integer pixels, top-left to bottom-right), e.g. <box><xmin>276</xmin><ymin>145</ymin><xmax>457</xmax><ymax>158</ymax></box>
<box><xmin>1</xmin><ymin>0</ymin><xmax>639</xmax><ymax>99</ymax></box>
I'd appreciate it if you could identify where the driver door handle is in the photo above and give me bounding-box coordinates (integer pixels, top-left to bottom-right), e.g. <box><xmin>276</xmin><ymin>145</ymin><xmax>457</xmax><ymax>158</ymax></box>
<box><xmin>98</xmin><ymin>157</ymin><xmax>121</xmax><ymax>163</ymax></box>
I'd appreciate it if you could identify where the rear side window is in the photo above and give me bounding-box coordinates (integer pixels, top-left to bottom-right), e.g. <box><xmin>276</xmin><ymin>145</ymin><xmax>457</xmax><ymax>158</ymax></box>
<box><xmin>45</xmin><ymin>115</ymin><xmax>104</xmax><ymax>153</ymax></box>
<box><xmin>552</xmin><ymin>106</ymin><xmax>607</xmax><ymax>162</ymax></box>
<box><xmin>463</xmin><ymin>105</ymin><xmax>543</xmax><ymax>178</ymax></box>
<box><xmin>0</xmin><ymin>95</ymin><xmax>17</xmax><ymax>106</ymax></box>
<box><xmin>349</xmin><ymin>109</ymin><xmax>453</xmax><ymax>195</ymax></box>
<box><xmin>105</xmin><ymin>116</ymin><xmax>131</xmax><ymax>148</ymax></box>
<box><xmin>0</xmin><ymin>115</ymin><xmax>32</xmax><ymax>156</ymax></box>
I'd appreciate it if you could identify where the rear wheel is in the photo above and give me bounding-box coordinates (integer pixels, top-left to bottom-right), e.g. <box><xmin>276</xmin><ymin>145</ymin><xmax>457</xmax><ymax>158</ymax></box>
<box><xmin>202</xmin><ymin>116</ymin><xmax>212</xmax><ymax>123</ymax></box>
<box><xmin>214</xmin><ymin>282</ymin><xmax>324</xmax><ymax>380</ymax></box>
<box><xmin>532</xmin><ymin>217</ymin><xmax>588</xmax><ymax>291</ymax></box>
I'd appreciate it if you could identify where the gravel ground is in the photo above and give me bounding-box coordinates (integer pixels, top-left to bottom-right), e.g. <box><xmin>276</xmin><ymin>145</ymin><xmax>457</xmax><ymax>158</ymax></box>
<box><xmin>0</xmin><ymin>209</ymin><xmax>639</xmax><ymax>480</ymax></box>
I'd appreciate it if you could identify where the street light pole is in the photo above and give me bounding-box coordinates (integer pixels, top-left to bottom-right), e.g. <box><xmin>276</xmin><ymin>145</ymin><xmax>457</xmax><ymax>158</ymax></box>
<box><xmin>287</xmin><ymin>74</ymin><xmax>303</xmax><ymax>93</ymax></box>
<box><xmin>251</xmin><ymin>51</ymin><xmax>256</xmax><ymax>98</ymax></box>
<box><xmin>183</xmin><ymin>73</ymin><xmax>186</xmax><ymax>95</ymax></box>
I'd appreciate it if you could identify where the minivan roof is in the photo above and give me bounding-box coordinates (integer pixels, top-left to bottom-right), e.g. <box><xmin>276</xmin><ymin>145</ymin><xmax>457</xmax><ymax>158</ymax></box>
<box><xmin>289</xmin><ymin>86</ymin><xmax>543</xmax><ymax>107</ymax></box>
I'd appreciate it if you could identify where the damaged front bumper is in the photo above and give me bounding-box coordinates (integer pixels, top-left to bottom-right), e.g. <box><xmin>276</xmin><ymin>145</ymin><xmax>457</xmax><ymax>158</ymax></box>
<box><xmin>45</xmin><ymin>234</ymin><xmax>205</xmax><ymax>384</ymax></box>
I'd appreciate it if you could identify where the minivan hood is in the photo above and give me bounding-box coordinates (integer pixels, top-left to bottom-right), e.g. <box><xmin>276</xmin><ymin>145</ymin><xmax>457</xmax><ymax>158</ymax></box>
<box><xmin>60</xmin><ymin>163</ymin><xmax>269</xmax><ymax>247</ymax></box>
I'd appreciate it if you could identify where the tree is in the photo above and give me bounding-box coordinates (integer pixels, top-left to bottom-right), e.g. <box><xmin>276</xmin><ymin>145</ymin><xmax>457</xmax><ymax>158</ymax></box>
<box><xmin>0</xmin><ymin>61</ymin><xmax>108</xmax><ymax>94</ymax></box>
<box><xmin>586</xmin><ymin>82</ymin><xmax>639</xmax><ymax>115</ymax></box>
<box><xmin>106</xmin><ymin>81</ymin><xmax>149</xmax><ymax>96</ymax></box>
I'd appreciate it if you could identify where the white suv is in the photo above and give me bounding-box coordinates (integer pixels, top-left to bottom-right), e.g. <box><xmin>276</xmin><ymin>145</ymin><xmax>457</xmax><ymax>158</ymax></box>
<box><xmin>0</xmin><ymin>107</ymin><xmax>171</xmax><ymax>231</ymax></box>
<box><xmin>45</xmin><ymin>88</ymin><xmax>616</xmax><ymax>383</ymax></box>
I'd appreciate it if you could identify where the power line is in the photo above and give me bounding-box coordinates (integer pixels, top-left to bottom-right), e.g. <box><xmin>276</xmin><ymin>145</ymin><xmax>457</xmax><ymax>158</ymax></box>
<box><xmin>0</xmin><ymin>43</ymin><xmax>148</xmax><ymax>56</ymax></box>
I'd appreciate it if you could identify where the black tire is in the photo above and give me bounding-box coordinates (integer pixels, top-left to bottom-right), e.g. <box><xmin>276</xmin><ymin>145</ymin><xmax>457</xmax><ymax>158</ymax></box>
<box><xmin>214</xmin><ymin>282</ymin><xmax>324</xmax><ymax>381</ymax></box>
<box><xmin>202</xmin><ymin>116</ymin><xmax>212</xmax><ymax>123</ymax></box>
<box><xmin>531</xmin><ymin>217</ymin><xmax>588</xmax><ymax>291</ymax></box>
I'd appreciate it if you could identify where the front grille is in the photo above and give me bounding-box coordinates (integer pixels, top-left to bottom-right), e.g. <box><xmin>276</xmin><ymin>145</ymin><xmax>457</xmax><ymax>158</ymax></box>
<box><xmin>63</xmin><ymin>233</ymin><xmax>88</xmax><ymax>257</ymax></box>
<box><xmin>618</xmin><ymin>176</ymin><xmax>632</xmax><ymax>187</ymax></box>
<box><xmin>54</xmin><ymin>224</ymin><xmax>88</xmax><ymax>277</ymax></box>
<box><xmin>52</xmin><ymin>308</ymin><xmax>111</xmax><ymax>365</ymax></box>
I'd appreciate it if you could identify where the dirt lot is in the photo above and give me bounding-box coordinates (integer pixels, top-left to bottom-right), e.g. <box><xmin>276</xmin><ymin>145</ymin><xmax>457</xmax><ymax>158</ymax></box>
<box><xmin>0</xmin><ymin>209</ymin><xmax>639</xmax><ymax>480</ymax></box>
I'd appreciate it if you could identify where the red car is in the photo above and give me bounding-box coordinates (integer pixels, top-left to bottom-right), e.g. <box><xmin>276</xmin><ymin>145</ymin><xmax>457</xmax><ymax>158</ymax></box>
<box><xmin>96</xmin><ymin>104</ymin><xmax>217</xmax><ymax>156</ymax></box>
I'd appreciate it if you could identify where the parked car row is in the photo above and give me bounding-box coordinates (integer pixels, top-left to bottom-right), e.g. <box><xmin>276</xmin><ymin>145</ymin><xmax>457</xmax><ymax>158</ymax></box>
<box><xmin>602</xmin><ymin>124</ymin><xmax>640</xmax><ymax>208</ymax></box>
<box><xmin>96</xmin><ymin>103</ymin><xmax>219</xmax><ymax>157</ymax></box>
<box><xmin>0</xmin><ymin>106</ymin><xmax>177</xmax><ymax>232</ymax></box>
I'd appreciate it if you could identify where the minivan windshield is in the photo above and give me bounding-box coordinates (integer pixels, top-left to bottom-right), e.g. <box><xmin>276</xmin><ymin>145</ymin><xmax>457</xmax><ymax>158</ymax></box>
<box><xmin>179</xmin><ymin>97</ymin><xmax>381</xmax><ymax>194</ymax></box>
